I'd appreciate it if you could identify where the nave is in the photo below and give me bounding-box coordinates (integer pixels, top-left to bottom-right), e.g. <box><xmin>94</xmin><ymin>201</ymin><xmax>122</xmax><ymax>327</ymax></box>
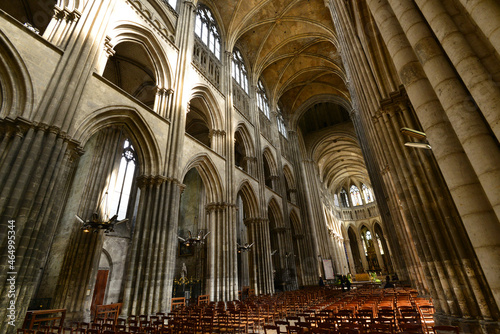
<box><xmin>18</xmin><ymin>284</ymin><xmax>457</xmax><ymax>334</ymax></box>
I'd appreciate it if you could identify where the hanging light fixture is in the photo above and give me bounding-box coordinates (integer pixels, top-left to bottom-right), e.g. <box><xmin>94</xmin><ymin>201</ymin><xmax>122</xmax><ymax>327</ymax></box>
<box><xmin>75</xmin><ymin>213</ymin><xmax>128</xmax><ymax>233</ymax></box>
<box><xmin>177</xmin><ymin>230</ymin><xmax>210</xmax><ymax>247</ymax></box>
<box><xmin>237</xmin><ymin>242</ymin><xmax>254</xmax><ymax>253</ymax></box>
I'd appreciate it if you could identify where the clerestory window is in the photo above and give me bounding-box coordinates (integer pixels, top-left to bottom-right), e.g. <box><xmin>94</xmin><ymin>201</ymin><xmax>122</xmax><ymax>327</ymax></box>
<box><xmin>232</xmin><ymin>49</ymin><xmax>249</xmax><ymax>93</ymax></box>
<box><xmin>195</xmin><ymin>5</ymin><xmax>221</xmax><ymax>59</ymax></box>
<box><xmin>277</xmin><ymin>107</ymin><xmax>288</xmax><ymax>138</ymax></box>
<box><xmin>257</xmin><ymin>80</ymin><xmax>270</xmax><ymax>119</ymax></box>
<box><xmin>350</xmin><ymin>185</ymin><xmax>363</xmax><ymax>206</ymax></box>
<box><xmin>362</xmin><ymin>183</ymin><xmax>374</xmax><ymax>203</ymax></box>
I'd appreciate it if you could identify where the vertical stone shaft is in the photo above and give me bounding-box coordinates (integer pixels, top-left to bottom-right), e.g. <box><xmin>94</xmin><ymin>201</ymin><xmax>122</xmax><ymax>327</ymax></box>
<box><xmin>366</xmin><ymin>0</ymin><xmax>500</xmax><ymax>318</ymax></box>
<box><xmin>0</xmin><ymin>121</ymin><xmax>80</xmax><ymax>333</ymax></box>
<box><xmin>457</xmin><ymin>0</ymin><xmax>500</xmax><ymax>56</ymax></box>
<box><xmin>388</xmin><ymin>0</ymin><xmax>500</xmax><ymax>225</ymax></box>
<box><xmin>371</xmin><ymin>112</ymin><xmax>429</xmax><ymax>294</ymax></box>
<box><xmin>414</xmin><ymin>0</ymin><xmax>500</xmax><ymax>141</ymax></box>
<box><xmin>385</xmin><ymin>0</ymin><xmax>500</xmax><ymax>309</ymax></box>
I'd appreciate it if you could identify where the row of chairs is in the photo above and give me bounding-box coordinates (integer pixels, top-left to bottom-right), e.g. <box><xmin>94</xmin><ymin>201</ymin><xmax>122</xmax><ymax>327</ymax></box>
<box><xmin>17</xmin><ymin>285</ymin><xmax>461</xmax><ymax>334</ymax></box>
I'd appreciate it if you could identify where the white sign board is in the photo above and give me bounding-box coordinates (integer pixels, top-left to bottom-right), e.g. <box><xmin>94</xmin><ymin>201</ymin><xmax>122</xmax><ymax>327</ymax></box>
<box><xmin>322</xmin><ymin>259</ymin><xmax>335</xmax><ymax>280</ymax></box>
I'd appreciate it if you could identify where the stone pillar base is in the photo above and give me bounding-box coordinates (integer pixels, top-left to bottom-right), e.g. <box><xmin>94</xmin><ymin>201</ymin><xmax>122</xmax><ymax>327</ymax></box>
<box><xmin>434</xmin><ymin>313</ymin><xmax>500</xmax><ymax>334</ymax></box>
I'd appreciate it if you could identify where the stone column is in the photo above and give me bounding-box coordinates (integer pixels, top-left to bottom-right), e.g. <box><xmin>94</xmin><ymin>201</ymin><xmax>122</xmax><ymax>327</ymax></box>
<box><xmin>245</xmin><ymin>218</ymin><xmax>274</xmax><ymax>295</ymax></box>
<box><xmin>209</xmin><ymin>130</ymin><xmax>226</xmax><ymax>157</ymax></box>
<box><xmin>43</xmin><ymin>6</ymin><xmax>82</xmax><ymax>48</ymax></box>
<box><xmin>286</xmin><ymin>131</ymin><xmax>317</xmax><ymax>286</ymax></box>
<box><xmin>456</xmin><ymin>0</ymin><xmax>500</xmax><ymax>56</ymax></box>
<box><xmin>366</xmin><ymin>0</ymin><xmax>500</xmax><ymax>324</ymax></box>
<box><xmin>343</xmin><ymin>237</ymin><xmax>356</xmax><ymax>275</ymax></box>
<box><xmin>154</xmin><ymin>88</ymin><xmax>173</xmax><ymax>119</ymax></box>
<box><xmin>387</xmin><ymin>0</ymin><xmax>500</xmax><ymax>225</ymax></box>
<box><xmin>205</xmin><ymin>203</ymin><xmax>238</xmax><ymax>301</ymax></box>
<box><xmin>121</xmin><ymin>175</ymin><xmax>182</xmax><ymax>315</ymax></box>
<box><xmin>414</xmin><ymin>0</ymin><xmax>500</xmax><ymax>141</ymax></box>
<box><xmin>0</xmin><ymin>120</ymin><xmax>81</xmax><ymax>333</ymax></box>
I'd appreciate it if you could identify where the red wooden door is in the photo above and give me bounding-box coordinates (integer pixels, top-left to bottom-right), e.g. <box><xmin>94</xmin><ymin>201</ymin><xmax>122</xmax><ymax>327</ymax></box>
<box><xmin>91</xmin><ymin>270</ymin><xmax>109</xmax><ymax>319</ymax></box>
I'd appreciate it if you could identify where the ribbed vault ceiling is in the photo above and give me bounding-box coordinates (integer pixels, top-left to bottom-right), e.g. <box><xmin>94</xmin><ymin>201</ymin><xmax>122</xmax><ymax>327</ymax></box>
<box><xmin>206</xmin><ymin>0</ymin><xmax>370</xmax><ymax>194</ymax></box>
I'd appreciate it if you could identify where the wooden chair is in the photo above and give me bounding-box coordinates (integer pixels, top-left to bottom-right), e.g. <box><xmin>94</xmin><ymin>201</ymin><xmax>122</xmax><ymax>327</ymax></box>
<box><xmin>198</xmin><ymin>294</ymin><xmax>210</xmax><ymax>305</ymax></box>
<box><xmin>418</xmin><ymin>306</ymin><xmax>435</xmax><ymax>333</ymax></box>
<box><xmin>275</xmin><ymin>321</ymin><xmax>290</xmax><ymax>334</ymax></box>
<box><xmin>366</xmin><ymin>323</ymin><xmax>393</xmax><ymax>334</ymax></box>
<box><xmin>399</xmin><ymin>323</ymin><xmax>424</xmax><ymax>334</ymax></box>
<box><xmin>171</xmin><ymin>297</ymin><xmax>186</xmax><ymax>311</ymax></box>
<box><xmin>264</xmin><ymin>325</ymin><xmax>281</xmax><ymax>334</ymax></box>
<box><xmin>432</xmin><ymin>326</ymin><xmax>460</xmax><ymax>334</ymax></box>
<box><xmin>310</xmin><ymin>328</ymin><xmax>332</xmax><ymax>334</ymax></box>
<box><xmin>287</xmin><ymin>326</ymin><xmax>305</xmax><ymax>334</ymax></box>
<box><xmin>286</xmin><ymin>316</ymin><xmax>300</xmax><ymax>327</ymax></box>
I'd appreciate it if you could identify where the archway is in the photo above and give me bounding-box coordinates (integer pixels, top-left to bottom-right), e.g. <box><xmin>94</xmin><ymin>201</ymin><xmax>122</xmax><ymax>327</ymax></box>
<box><xmin>175</xmin><ymin>168</ymin><xmax>207</xmax><ymax>301</ymax></box>
<box><xmin>36</xmin><ymin>126</ymin><xmax>141</xmax><ymax>322</ymax></box>
<box><xmin>186</xmin><ymin>97</ymin><xmax>211</xmax><ymax>147</ymax></box>
<box><xmin>374</xmin><ymin>223</ymin><xmax>393</xmax><ymax>274</ymax></box>
<box><xmin>102</xmin><ymin>42</ymin><xmax>157</xmax><ymax>109</ymax></box>
<box><xmin>347</xmin><ymin>226</ymin><xmax>364</xmax><ymax>274</ymax></box>
<box><xmin>360</xmin><ymin>225</ymin><xmax>381</xmax><ymax>272</ymax></box>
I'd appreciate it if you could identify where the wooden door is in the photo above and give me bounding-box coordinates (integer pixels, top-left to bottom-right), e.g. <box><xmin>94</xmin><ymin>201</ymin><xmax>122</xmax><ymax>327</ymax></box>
<box><xmin>91</xmin><ymin>270</ymin><xmax>109</xmax><ymax>319</ymax></box>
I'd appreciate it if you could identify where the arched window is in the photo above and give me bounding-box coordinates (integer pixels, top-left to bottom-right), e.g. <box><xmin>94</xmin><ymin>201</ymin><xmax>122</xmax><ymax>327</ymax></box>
<box><xmin>195</xmin><ymin>5</ymin><xmax>221</xmax><ymax>59</ymax></box>
<box><xmin>362</xmin><ymin>183</ymin><xmax>374</xmax><ymax>203</ymax></box>
<box><xmin>334</xmin><ymin>194</ymin><xmax>339</xmax><ymax>207</ymax></box>
<box><xmin>376</xmin><ymin>232</ymin><xmax>385</xmax><ymax>255</ymax></box>
<box><xmin>232</xmin><ymin>49</ymin><xmax>249</xmax><ymax>93</ymax></box>
<box><xmin>257</xmin><ymin>80</ymin><xmax>270</xmax><ymax>119</ymax></box>
<box><xmin>277</xmin><ymin>107</ymin><xmax>288</xmax><ymax>138</ymax></box>
<box><xmin>109</xmin><ymin>139</ymin><xmax>136</xmax><ymax>220</ymax></box>
<box><xmin>350</xmin><ymin>185</ymin><xmax>363</xmax><ymax>206</ymax></box>
<box><xmin>340</xmin><ymin>188</ymin><xmax>349</xmax><ymax>207</ymax></box>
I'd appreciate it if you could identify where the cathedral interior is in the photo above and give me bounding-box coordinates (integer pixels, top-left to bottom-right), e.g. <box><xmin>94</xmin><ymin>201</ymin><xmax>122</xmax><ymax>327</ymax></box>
<box><xmin>0</xmin><ymin>0</ymin><xmax>499</xmax><ymax>333</ymax></box>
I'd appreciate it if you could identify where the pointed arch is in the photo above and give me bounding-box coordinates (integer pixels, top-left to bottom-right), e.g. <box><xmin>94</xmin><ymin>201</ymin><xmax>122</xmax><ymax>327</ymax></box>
<box><xmin>106</xmin><ymin>22</ymin><xmax>172</xmax><ymax>90</ymax></box>
<box><xmin>181</xmin><ymin>154</ymin><xmax>224</xmax><ymax>203</ymax></box>
<box><xmin>289</xmin><ymin>209</ymin><xmax>303</xmax><ymax>236</ymax></box>
<box><xmin>0</xmin><ymin>30</ymin><xmax>34</xmax><ymax>119</ymax></box>
<box><xmin>235</xmin><ymin>123</ymin><xmax>255</xmax><ymax>158</ymax></box>
<box><xmin>283</xmin><ymin>164</ymin><xmax>295</xmax><ymax>189</ymax></box>
<box><xmin>73</xmin><ymin>106</ymin><xmax>162</xmax><ymax>176</ymax></box>
<box><xmin>236</xmin><ymin>181</ymin><xmax>259</xmax><ymax>219</ymax></box>
<box><xmin>283</xmin><ymin>164</ymin><xmax>295</xmax><ymax>202</ymax></box>
<box><xmin>262</xmin><ymin>148</ymin><xmax>278</xmax><ymax>175</ymax></box>
<box><xmin>234</xmin><ymin>123</ymin><xmax>255</xmax><ymax>174</ymax></box>
<box><xmin>189</xmin><ymin>85</ymin><xmax>224</xmax><ymax>131</ymax></box>
<box><xmin>268</xmin><ymin>197</ymin><xmax>284</xmax><ymax>229</ymax></box>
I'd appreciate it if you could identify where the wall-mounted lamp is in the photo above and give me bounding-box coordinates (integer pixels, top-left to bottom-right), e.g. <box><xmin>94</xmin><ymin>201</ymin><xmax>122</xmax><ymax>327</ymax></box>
<box><xmin>401</xmin><ymin>127</ymin><xmax>431</xmax><ymax>149</ymax></box>
<box><xmin>404</xmin><ymin>142</ymin><xmax>432</xmax><ymax>150</ymax></box>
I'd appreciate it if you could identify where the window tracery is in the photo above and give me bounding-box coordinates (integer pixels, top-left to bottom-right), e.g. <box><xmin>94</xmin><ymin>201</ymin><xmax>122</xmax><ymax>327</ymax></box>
<box><xmin>109</xmin><ymin>139</ymin><xmax>136</xmax><ymax>220</ymax></box>
<box><xmin>362</xmin><ymin>183</ymin><xmax>374</xmax><ymax>203</ymax></box>
<box><xmin>277</xmin><ymin>107</ymin><xmax>288</xmax><ymax>138</ymax></box>
<box><xmin>195</xmin><ymin>5</ymin><xmax>220</xmax><ymax>59</ymax></box>
<box><xmin>232</xmin><ymin>49</ymin><xmax>249</xmax><ymax>93</ymax></box>
<box><xmin>257</xmin><ymin>80</ymin><xmax>270</xmax><ymax>119</ymax></box>
<box><xmin>350</xmin><ymin>185</ymin><xmax>363</xmax><ymax>206</ymax></box>
<box><xmin>340</xmin><ymin>188</ymin><xmax>349</xmax><ymax>207</ymax></box>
